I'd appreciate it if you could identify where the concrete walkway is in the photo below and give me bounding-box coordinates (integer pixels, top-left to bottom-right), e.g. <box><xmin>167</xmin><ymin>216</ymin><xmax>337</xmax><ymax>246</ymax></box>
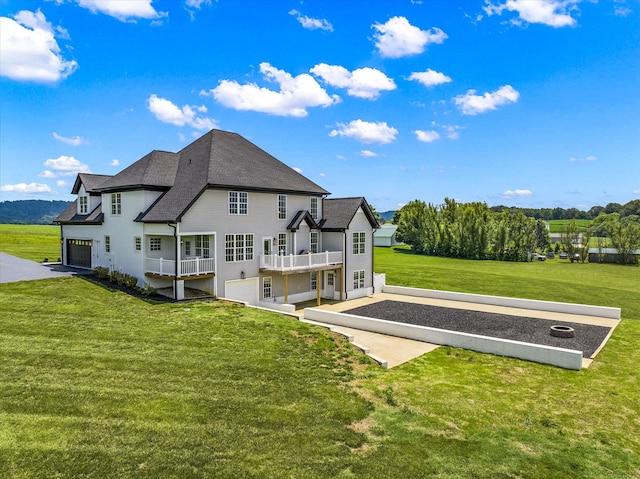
<box><xmin>0</xmin><ymin>252</ymin><xmax>83</xmax><ymax>284</ymax></box>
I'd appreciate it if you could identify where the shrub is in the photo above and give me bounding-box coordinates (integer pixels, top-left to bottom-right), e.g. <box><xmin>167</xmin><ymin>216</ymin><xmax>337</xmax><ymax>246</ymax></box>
<box><xmin>109</xmin><ymin>270</ymin><xmax>124</xmax><ymax>285</ymax></box>
<box><xmin>122</xmin><ymin>273</ymin><xmax>138</xmax><ymax>289</ymax></box>
<box><xmin>93</xmin><ymin>266</ymin><xmax>110</xmax><ymax>279</ymax></box>
<box><xmin>139</xmin><ymin>282</ymin><xmax>157</xmax><ymax>297</ymax></box>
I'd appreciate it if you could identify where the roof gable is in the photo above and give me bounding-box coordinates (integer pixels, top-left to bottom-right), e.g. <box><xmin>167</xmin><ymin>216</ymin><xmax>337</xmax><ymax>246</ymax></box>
<box><xmin>71</xmin><ymin>173</ymin><xmax>112</xmax><ymax>194</ymax></box>
<box><xmin>287</xmin><ymin>210</ymin><xmax>318</xmax><ymax>231</ymax></box>
<box><xmin>320</xmin><ymin>197</ymin><xmax>379</xmax><ymax>231</ymax></box>
<box><xmin>96</xmin><ymin>150</ymin><xmax>179</xmax><ymax>192</ymax></box>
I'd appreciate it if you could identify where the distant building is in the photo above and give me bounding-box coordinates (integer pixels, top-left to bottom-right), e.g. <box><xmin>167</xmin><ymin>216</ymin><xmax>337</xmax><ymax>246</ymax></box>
<box><xmin>588</xmin><ymin>248</ymin><xmax>640</xmax><ymax>265</ymax></box>
<box><xmin>374</xmin><ymin>224</ymin><xmax>404</xmax><ymax>247</ymax></box>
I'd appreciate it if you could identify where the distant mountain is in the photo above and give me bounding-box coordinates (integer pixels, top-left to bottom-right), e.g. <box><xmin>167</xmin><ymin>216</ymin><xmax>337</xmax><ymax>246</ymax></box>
<box><xmin>0</xmin><ymin>200</ymin><xmax>72</xmax><ymax>225</ymax></box>
<box><xmin>379</xmin><ymin>210</ymin><xmax>395</xmax><ymax>222</ymax></box>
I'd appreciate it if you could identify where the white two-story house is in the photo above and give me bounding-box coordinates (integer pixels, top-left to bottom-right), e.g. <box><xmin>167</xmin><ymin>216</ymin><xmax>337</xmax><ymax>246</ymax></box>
<box><xmin>56</xmin><ymin>129</ymin><xmax>378</xmax><ymax>306</ymax></box>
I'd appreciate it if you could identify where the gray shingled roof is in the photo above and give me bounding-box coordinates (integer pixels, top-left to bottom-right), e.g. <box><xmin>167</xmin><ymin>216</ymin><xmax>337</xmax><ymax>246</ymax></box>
<box><xmin>138</xmin><ymin>130</ymin><xmax>330</xmax><ymax>222</ymax></box>
<box><xmin>96</xmin><ymin>150</ymin><xmax>179</xmax><ymax>192</ymax></box>
<box><xmin>71</xmin><ymin>173</ymin><xmax>112</xmax><ymax>194</ymax></box>
<box><xmin>287</xmin><ymin>210</ymin><xmax>318</xmax><ymax>231</ymax></box>
<box><xmin>320</xmin><ymin>197</ymin><xmax>378</xmax><ymax>231</ymax></box>
<box><xmin>55</xmin><ymin>200</ymin><xmax>104</xmax><ymax>224</ymax></box>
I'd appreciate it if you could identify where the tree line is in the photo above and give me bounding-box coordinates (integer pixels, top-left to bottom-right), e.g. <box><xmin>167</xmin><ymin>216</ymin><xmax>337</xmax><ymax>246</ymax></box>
<box><xmin>488</xmin><ymin>199</ymin><xmax>640</xmax><ymax>221</ymax></box>
<box><xmin>394</xmin><ymin>198</ymin><xmax>640</xmax><ymax>264</ymax></box>
<box><xmin>0</xmin><ymin>200</ymin><xmax>72</xmax><ymax>225</ymax></box>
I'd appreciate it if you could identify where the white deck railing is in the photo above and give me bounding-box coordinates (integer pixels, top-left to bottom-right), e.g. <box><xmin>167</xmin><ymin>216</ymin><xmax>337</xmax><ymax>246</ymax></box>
<box><xmin>260</xmin><ymin>251</ymin><xmax>342</xmax><ymax>272</ymax></box>
<box><xmin>146</xmin><ymin>257</ymin><xmax>215</xmax><ymax>277</ymax></box>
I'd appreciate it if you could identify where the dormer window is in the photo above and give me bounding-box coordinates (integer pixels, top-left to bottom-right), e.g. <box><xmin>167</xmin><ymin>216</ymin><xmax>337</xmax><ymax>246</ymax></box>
<box><xmin>79</xmin><ymin>196</ymin><xmax>88</xmax><ymax>214</ymax></box>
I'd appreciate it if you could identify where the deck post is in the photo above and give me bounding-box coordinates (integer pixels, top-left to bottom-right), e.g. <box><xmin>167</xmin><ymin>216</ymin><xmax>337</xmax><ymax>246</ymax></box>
<box><xmin>284</xmin><ymin>274</ymin><xmax>288</xmax><ymax>304</ymax></box>
<box><xmin>317</xmin><ymin>270</ymin><xmax>322</xmax><ymax>306</ymax></box>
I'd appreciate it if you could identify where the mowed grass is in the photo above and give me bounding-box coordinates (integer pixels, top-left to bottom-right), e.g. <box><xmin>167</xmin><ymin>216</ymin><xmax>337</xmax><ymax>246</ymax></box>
<box><xmin>1</xmin><ymin>230</ymin><xmax>640</xmax><ymax>477</ymax></box>
<box><xmin>546</xmin><ymin>219</ymin><xmax>593</xmax><ymax>233</ymax></box>
<box><xmin>0</xmin><ymin>277</ymin><xmax>373</xmax><ymax>478</ymax></box>
<box><xmin>0</xmin><ymin>224</ymin><xmax>60</xmax><ymax>262</ymax></box>
<box><xmin>347</xmin><ymin>247</ymin><xmax>640</xmax><ymax>477</ymax></box>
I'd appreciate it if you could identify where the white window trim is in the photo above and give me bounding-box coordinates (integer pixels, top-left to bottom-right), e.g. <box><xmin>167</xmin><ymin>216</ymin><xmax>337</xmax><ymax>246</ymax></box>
<box><xmin>310</xmin><ymin>231</ymin><xmax>319</xmax><ymax>254</ymax></box>
<box><xmin>278</xmin><ymin>194</ymin><xmax>287</xmax><ymax>220</ymax></box>
<box><xmin>263</xmin><ymin>277</ymin><xmax>272</xmax><ymax>299</ymax></box>
<box><xmin>105</xmin><ymin>235</ymin><xmax>111</xmax><ymax>253</ymax></box>
<box><xmin>353</xmin><ymin>269</ymin><xmax>365</xmax><ymax>289</ymax></box>
<box><xmin>134</xmin><ymin>236</ymin><xmax>141</xmax><ymax>253</ymax></box>
<box><xmin>228</xmin><ymin>191</ymin><xmax>248</xmax><ymax>215</ymax></box>
<box><xmin>111</xmin><ymin>193</ymin><xmax>121</xmax><ymax>216</ymax></box>
<box><xmin>225</xmin><ymin>233</ymin><xmax>254</xmax><ymax>262</ymax></box>
<box><xmin>310</xmin><ymin>197</ymin><xmax>318</xmax><ymax>220</ymax></box>
<box><xmin>79</xmin><ymin>196</ymin><xmax>88</xmax><ymax>214</ymax></box>
<box><xmin>149</xmin><ymin>237</ymin><xmax>162</xmax><ymax>252</ymax></box>
<box><xmin>353</xmin><ymin>231</ymin><xmax>366</xmax><ymax>255</ymax></box>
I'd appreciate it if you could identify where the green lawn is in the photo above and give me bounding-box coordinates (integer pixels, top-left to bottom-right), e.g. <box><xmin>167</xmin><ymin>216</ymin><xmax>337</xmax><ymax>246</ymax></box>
<box><xmin>1</xmin><ymin>234</ymin><xmax>639</xmax><ymax>477</ymax></box>
<box><xmin>0</xmin><ymin>224</ymin><xmax>60</xmax><ymax>262</ymax></box>
<box><xmin>547</xmin><ymin>219</ymin><xmax>593</xmax><ymax>233</ymax></box>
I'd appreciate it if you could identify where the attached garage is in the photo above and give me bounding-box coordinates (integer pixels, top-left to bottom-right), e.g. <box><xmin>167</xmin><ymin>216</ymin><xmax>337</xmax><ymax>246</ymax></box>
<box><xmin>224</xmin><ymin>277</ymin><xmax>259</xmax><ymax>305</ymax></box>
<box><xmin>66</xmin><ymin>239</ymin><xmax>92</xmax><ymax>268</ymax></box>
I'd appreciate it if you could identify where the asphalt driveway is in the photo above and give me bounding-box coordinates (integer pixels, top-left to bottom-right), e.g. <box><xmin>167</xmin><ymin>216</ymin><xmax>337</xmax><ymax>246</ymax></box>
<box><xmin>0</xmin><ymin>253</ymin><xmax>86</xmax><ymax>284</ymax></box>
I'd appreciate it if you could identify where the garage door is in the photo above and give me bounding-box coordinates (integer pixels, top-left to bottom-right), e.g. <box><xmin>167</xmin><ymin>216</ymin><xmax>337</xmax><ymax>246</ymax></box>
<box><xmin>224</xmin><ymin>278</ymin><xmax>259</xmax><ymax>305</ymax></box>
<box><xmin>67</xmin><ymin>239</ymin><xmax>92</xmax><ymax>268</ymax></box>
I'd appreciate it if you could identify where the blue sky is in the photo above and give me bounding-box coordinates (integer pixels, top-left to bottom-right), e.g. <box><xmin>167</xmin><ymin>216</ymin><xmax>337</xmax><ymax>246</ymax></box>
<box><xmin>1</xmin><ymin>0</ymin><xmax>638</xmax><ymax>212</ymax></box>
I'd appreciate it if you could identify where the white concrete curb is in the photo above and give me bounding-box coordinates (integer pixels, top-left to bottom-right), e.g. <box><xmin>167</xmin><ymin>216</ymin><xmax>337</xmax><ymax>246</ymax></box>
<box><xmin>382</xmin><ymin>285</ymin><xmax>621</xmax><ymax>320</ymax></box>
<box><xmin>304</xmin><ymin>307</ymin><xmax>583</xmax><ymax>370</ymax></box>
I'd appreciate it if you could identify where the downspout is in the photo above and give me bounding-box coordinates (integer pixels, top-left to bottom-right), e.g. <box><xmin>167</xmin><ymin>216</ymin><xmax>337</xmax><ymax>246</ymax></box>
<box><xmin>60</xmin><ymin>224</ymin><xmax>64</xmax><ymax>265</ymax></box>
<box><xmin>343</xmin><ymin>229</ymin><xmax>347</xmax><ymax>300</ymax></box>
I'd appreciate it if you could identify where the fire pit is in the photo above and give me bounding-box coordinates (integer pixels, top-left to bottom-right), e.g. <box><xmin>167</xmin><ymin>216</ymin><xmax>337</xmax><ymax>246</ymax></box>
<box><xmin>550</xmin><ymin>325</ymin><xmax>575</xmax><ymax>338</ymax></box>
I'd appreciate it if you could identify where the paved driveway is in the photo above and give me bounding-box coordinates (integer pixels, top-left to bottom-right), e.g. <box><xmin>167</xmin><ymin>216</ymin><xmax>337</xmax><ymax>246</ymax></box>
<box><xmin>0</xmin><ymin>252</ymin><xmax>85</xmax><ymax>284</ymax></box>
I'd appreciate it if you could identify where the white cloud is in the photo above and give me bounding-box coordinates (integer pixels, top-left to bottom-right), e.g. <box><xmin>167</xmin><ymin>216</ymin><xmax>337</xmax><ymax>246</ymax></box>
<box><xmin>185</xmin><ymin>0</ymin><xmax>212</xmax><ymax>9</ymax></box>
<box><xmin>205</xmin><ymin>62</ymin><xmax>340</xmax><ymax>117</ymax></box>
<box><xmin>310</xmin><ymin>64</ymin><xmax>396</xmax><ymax>99</ymax></box>
<box><xmin>454</xmin><ymin>85</ymin><xmax>519</xmax><ymax>115</ymax></box>
<box><xmin>569</xmin><ymin>155</ymin><xmax>597</xmax><ymax>163</ymax></box>
<box><xmin>633</xmin><ymin>189</ymin><xmax>640</xmax><ymax>195</ymax></box>
<box><xmin>502</xmin><ymin>189</ymin><xmax>533</xmax><ymax>198</ymax></box>
<box><xmin>409</xmin><ymin>69</ymin><xmax>452</xmax><ymax>87</ymax></box>
<box><xmin>53</xmin><ymin>132</ymin><xmax>86</xmax><ymax>146</ymax></box>
<box><xmin>289</xmin><ymin>9</ymin><xmax>333</xmax><ymax>31</ymax></box>
<box><xmin>43</xmin><ymin>155</ymin><xmax>91</xmax><ymax>176</ymax></box>
<box><xmin>73</xmin><ymin>0</ymin><xmax>165</xmax><ymax>21</ymax></box>
<box><xmin>38</xmin><ymin>170</ymin><xmax>57</xmax><ymax>178</ymax></box>
<box><xmin>147</xmin><ymin>94</ymin><xmax>217</xmax><ymax>130</ymax></box>
<box><xmin>359</xmin><ymin>150</ymin><xmax>378</xmax><ymax>157</ymax></box>
<box><xmin>0</xmin><ymin>182</ymin><xmax>53</xmax><ymax>194</ymax></box>
<box><xmin>483</xmin><ymin>0</ymin><xmax>580</xmax><ymax>27</ymax></box>
<box><xmin>56</xmin><ymin>180</ymin><xmax>69</xmax><ymax>187</ymax></box>
<box><xmin>0</xmin><ymin>9</ymin><xmax>78</xmax><ymax>82</ymax></box>
<box><xmin>110</xmin><ymin>159</ymin><xmax>120</xmax><ymax>166</ymax></box>
<box><xmin>372</xmin><ymin>16</ymin><xmax>447</xmax><ymax>58</ymax></box>
<box><xmin>414</xmin><ymin>130</ymin><xmax>441</xmax><ymax>143</ymax></box>
<box><xmin>614</xmin><ymin>5</ymin><xmax>632</xmax><ymax>17</ymax></box>
<box><xmin>293</xmin><ymin>167</ymin><xmax>303</xmax><ymax>173</ymax></box>
<box><xmin>329</xmin><ymin>120</ymin><xmax>398</xmax><ymax>144</ymax></box>
<box><xmin>442</xmin><ymin>124</ymin><xmax>462</xmax><ymax>140</ymax></box>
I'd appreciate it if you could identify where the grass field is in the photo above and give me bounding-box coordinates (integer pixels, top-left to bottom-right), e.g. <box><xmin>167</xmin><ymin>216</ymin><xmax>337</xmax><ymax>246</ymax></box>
<box><xmin>0</xmin><ymin>224</ymin><xmax>60</xmax><ymax>262</ymax></box>
<box><xmin>546</xmin><ymin>219</ymin><xmax>593</xmax><ymax>233</ymax></box>
<box><xmin>1</xmin><ymin>229</ymin><xmax>639</xmax><ymax>477</ymax></box>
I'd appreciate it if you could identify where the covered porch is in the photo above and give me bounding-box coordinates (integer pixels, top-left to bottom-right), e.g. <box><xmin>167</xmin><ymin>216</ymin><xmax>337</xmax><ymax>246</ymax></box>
<box><xmin>144</xmin><ymin>232</ymin><xmax>215</xmax><ymax>280</ymax></box>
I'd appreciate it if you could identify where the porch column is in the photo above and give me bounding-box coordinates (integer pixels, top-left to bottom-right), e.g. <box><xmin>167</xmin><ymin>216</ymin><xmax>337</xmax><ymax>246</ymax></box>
<box><xmin>284</xmin><ymin>274</ymin><xmax>288</xmax><ymax>304</ymax></box>
<box><xmin>339</xmin><ymin>266</ymin><xmax>344</xmax><ymax>301</ymax></box>
<box><xmin>317</xmin><ymin>270</ymin><xmax>322</xmax><ymax>306</ymax></box>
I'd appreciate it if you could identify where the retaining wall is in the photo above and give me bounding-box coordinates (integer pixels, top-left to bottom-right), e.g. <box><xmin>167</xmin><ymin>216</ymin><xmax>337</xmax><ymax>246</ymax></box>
<box><xmin>382</xmin><ymin>285</ymin><xmax>621</xmax><ymax>320</ymax></box>
<box><xmin>304</xmin><ymin>308</ymin><xmax>583</xmax><ymax>370</ymax></box>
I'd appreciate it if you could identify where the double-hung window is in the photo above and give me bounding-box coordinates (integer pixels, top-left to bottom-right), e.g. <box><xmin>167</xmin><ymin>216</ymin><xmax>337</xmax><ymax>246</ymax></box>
<box><xmin>310</xmin><ymin>271</ymin><xmax>317</xmax><ymax>291</ymax></box>
<box><xmin>111</xmin><ymin>193</ymin><xmax>121</xmax><ymax>215</ymax></box>
<box><xmin>229</xmin><ymin>191</ymin><xmax>248</xmax><ymax>215</ymax></box>
<box><xmin>263</xmin><ymin>277</ymin><xmax>272</xmax><ymax>299</ymax></box>
<box><xmin>105</xmin><ymin>236</ymin><xmax>111</xmax><ymax>253</ymax></box>
<box><xmin>195</xmin><ymin>235</ymin><xmax>210</xmax><ymax>258</ymax></box>
<box><xmin>310</xmin><ymin>197</ymin><xmax>318</xmax><ymax>220</ymax></box>
<box><xmin>310</xmin><ymin>231</ymin><xmax>319</xmax><ymax>254</ymax></box>
<box><xmin>353</xmin><ymin>270</ymin><xmax>365</xmax><ymax>289</ymax></box>
<box><xmin>225</xmin><ymin>234</ymin><xmax>254</xmax><ymax>262</ymax></box>
<box><xmin>79</xmin><ymin>196</ymin><xmax>88</xmax><ymax>214</ymax></box>
<box><xmin>134</xmin><ymin>237</ymin><xmax>141</xmax><ymax>252</ymax></box>
<box><xmin>278</xmin><ymin>194</ymin><xmax>287</xmax><ymax>220</ymax></box>
<box><xmin>353</xmin><ymin>232</ymin><xmax>366</xmax><ymax>255</ymax></box>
